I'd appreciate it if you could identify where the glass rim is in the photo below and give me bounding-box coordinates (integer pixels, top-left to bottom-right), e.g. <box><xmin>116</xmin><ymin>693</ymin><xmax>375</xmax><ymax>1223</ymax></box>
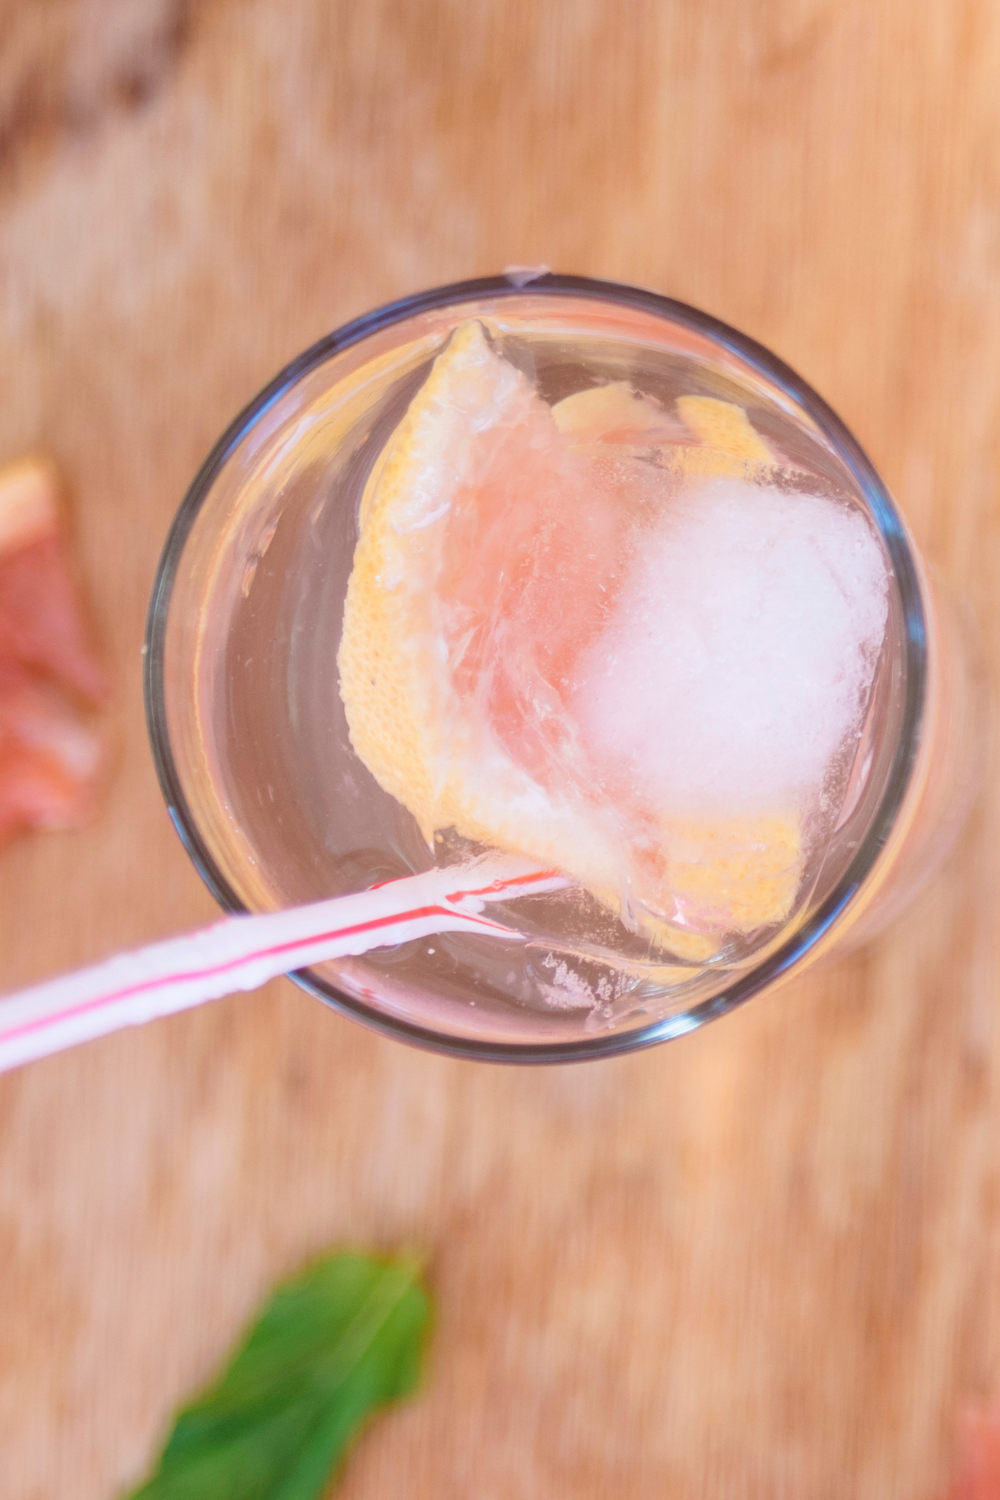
<box><xmin>144</xmin><ymin>271</ymin><xmax>927</xmax><ymax>1065</ymax></box>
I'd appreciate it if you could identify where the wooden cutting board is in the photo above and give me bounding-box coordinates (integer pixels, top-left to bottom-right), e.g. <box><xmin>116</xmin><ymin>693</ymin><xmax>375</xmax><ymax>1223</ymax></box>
<box><xmin>1</xmin><ymin>2</ymin><xmax>999</xmax><ymax>1495</ymax></box>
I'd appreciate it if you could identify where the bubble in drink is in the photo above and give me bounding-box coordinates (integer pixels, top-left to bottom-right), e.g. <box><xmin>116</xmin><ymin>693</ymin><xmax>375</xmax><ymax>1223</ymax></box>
<box><xmin>337</xmin><ymin>321</ymin><xmax>889</xmax><ymax>969</ymax></box>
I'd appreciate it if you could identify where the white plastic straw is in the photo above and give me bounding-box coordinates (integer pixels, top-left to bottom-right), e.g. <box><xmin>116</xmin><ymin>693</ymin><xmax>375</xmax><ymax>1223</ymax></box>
<box><xmin>0</xmin><ymin>856</ymin><xmax>565</xmax><ymax>1075</ymax></box>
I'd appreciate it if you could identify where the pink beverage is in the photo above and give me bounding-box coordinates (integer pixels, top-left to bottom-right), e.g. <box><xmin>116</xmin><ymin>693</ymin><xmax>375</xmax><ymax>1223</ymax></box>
<box><xmin>146</xmin><ymin>276</ymin><xmax>979</xmax><ymax>1060</ymax></box>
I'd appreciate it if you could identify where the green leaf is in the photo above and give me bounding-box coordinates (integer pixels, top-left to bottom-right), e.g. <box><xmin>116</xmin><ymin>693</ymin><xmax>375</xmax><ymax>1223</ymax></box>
<box><xmin>124</xmin><ymin>1252</ymin><xmax>430</xmax><ymax>1500</ymax></box>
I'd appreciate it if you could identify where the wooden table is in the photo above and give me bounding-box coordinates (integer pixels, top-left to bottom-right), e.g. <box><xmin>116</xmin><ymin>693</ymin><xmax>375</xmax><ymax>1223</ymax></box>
<box><xmin>1</xmin><ymin>2</ymin><xmax>999</xmax><ymax>1495</ymax></box>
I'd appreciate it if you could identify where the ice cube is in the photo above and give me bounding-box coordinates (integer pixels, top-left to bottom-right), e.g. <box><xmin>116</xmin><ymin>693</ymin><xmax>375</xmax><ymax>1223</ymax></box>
<box><xmin>570</xmin><ymin>476</ymin><xmax>889</xmax><ymax>819</ymax></box>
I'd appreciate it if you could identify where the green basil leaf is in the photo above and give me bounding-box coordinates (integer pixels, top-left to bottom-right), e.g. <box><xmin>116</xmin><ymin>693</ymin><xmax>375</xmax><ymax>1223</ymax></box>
<box><xmin>124</xmin><ymin>1252</ymin><xmax>430</xmax><ymax>1500</ymax></box>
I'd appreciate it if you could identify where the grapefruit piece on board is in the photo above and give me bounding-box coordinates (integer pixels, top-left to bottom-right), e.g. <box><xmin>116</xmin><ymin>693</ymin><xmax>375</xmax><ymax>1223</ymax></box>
<box><xmin>940</xmin><ymin>1405</ymin><xmax>1000</xmax><ymax>1500</ymax></box>
<box><xmin>0</xmin><ymin>457</ymin><xmax>108</xmax><ymax>843</ymax></box>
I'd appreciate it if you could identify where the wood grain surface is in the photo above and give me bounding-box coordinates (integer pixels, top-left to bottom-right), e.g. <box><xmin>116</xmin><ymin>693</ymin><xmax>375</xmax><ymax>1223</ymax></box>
<box><xmin>1</xmin><ymin>1</ymin><xmax>999</xmax><ymax>1495</ymax></box>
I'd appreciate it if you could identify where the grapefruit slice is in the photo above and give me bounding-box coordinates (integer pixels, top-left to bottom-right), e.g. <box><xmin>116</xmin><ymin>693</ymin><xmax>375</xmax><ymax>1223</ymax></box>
<box><xmin>338</xmin><ymin>324</ymin><xmax>804</xmax><ymax>952</ymax></box>
<box><xmin>551</xmin><ymin>382</ymin><xmax>675</xmax><ymax>444</ymax></box>
<box><xmin>553</xmin><ymin>382</ymin><xmax>778</xmax><ymax>481</ymax></box>
<box><xmin>338</xmin><ymin>321</ymin><xmax>630</xmax><ymax>904</ymax></box>
<box><xmin>545</xmin><ymin>380</ymin><xmax>800</xmax><ymax>935</ymax></box>
<box><xmin>0</xmin><ymin>457</ymin><xmax>107</xmax><ymax>846</ymax></box>
<box><xmin>940</xmin><ymin>1405</ymin><xmax>1000</xmax><ymax>1500</ymax></box>
<box><xmin>0</xmin><ymin>660</ymin><xmax>104</xmax><ymax>837</ymax></box>
<box><xmin>677</xmin><ymin>394</ymin><xmax>774</xmax><ymax>462</ymax></box>
<box><xmin>0</xmin><ymin>458</ymin><xmax>110</xmax><ymax>706</ymax></box>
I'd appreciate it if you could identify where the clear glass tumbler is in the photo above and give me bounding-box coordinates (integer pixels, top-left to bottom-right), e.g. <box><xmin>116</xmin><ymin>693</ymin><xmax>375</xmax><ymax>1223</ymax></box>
<box><xmin>144</xmin><ymin>274</ymin><xmax>980</xmax><ymax>1062</ymax></box>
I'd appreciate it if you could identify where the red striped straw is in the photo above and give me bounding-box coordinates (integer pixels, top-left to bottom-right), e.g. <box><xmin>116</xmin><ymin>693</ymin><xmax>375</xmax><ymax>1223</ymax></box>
<box><xmin>0</xmin><ymin>856</ymin><xmax>566</xmax><ymax>1075</ymax></box>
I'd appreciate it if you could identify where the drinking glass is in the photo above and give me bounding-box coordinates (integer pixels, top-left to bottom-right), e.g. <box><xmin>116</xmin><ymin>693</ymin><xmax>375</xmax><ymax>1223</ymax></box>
<box><xmin>145</xmin><ymin>274</ymin><xmax>980</xmax><ymax>1061</ymax></box>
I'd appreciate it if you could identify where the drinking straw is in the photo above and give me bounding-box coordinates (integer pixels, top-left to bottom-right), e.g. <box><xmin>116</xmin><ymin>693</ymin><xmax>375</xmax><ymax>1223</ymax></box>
<box><xmin>0</xmin><ymin>857</ymin><xmax>565</xmax><ymax>1075</ymax></box>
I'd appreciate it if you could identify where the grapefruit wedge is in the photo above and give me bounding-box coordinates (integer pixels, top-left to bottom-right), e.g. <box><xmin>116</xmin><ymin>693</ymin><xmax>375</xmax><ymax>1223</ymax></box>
<box><xmin>338</xmin><ymin>321</ymin><xmax>631</xmax><ymax>905</ymax></box>
<box><xmin>338</xmin><ymin>322</ymin><xmax>804</xmax><ymax>954</ymax></box>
